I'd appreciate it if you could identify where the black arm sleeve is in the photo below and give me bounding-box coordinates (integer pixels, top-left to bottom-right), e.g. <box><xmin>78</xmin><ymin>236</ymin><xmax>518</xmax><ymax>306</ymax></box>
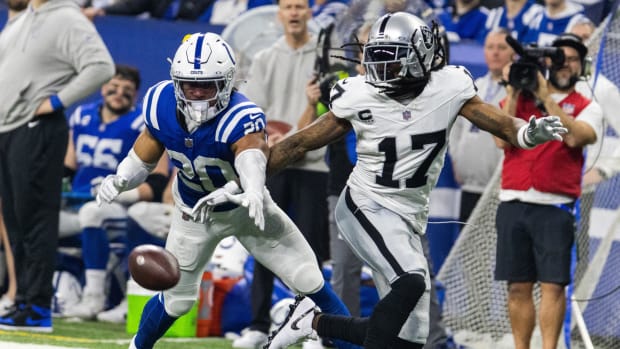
<box><xmin>64</xmin><ymin>166</ymin><xmax>77</xmax><ymax>181</ymax></box>
<box><xmin>144</xmin><ymin>173</ymin><xmax>169</xmax><ymax>203</ymax></box>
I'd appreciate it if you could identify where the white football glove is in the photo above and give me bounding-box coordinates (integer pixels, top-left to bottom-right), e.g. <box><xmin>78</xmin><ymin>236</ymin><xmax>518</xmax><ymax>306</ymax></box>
<box><xmin>224</xmin><ymin>190</ymin><xmax>265</xmax><ymax>231</ymax></box>
<box><xmin>191</xmin><ymin>181</ymin><xmax>242</xmax><ymax>224</ymax></box>
<box><xmin>523</xmin><ymin>115</ymin><xmax>568</xmax><ymax>146</ymax></box>
<box><xmin>96</xmin><ymin>175</ymin><xmax>128</xmax><ymax>205</ymax></box>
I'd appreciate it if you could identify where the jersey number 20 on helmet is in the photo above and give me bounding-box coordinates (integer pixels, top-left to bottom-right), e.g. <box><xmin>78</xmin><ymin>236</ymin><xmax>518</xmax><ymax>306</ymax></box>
<box><xmin>170</xmin><ymin>32</ymin><xmax>237</xmax><ymax>124</ymax></box>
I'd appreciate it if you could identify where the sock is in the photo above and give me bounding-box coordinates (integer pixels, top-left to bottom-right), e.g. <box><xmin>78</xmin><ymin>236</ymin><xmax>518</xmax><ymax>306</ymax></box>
<box><xmin>364</xmin><ymin>273</ymin><xmax>426</xmax><ymax>349</ymax></box>
<box><xmin>308</xmin><ymin>283</ymin><xmax>361</xmax><ymax>349</ymax></box>
<box><xmin>134</xmin><ymin>293</ymin><xmax>177</xmax><ymax>349</ymax></box>
<box><xmin>82</xmin><ymin>227</ymin><xmax>109</xmax><ymax>269</ymax></box>
<box><xmin>83</xmin><ymin>270</ymin><xmax>106</xmax><ymax>295</ymax></box>
<box><xmin>317</xmin><ymin>314</ymin><xmax>368</xmax><ymax>345</ymax></box>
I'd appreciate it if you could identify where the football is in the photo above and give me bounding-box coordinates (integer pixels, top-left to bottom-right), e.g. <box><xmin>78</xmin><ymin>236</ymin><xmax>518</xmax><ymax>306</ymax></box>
<box><xmin>265</xmin><ymin>120</ymin><xmax>292</xmax><ymax>136</ymax></box>
<box><xmin>128</xmin><ymin>244</ymin><xmax>180</xmax><ymax>291</ymax></box>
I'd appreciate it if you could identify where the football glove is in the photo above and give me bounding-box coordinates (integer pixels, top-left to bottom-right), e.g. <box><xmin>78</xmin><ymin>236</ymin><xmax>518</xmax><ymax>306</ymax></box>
<box><xmin>523</xmin><ymin>115</ymin><xmax>567</xmax><ymax>147</ymax></box>
<box><xmin>96</xmin><ymin>175</ymin><xmax>128</xmax><ymax>205</ymax></box>
<box><xmin>191</xmin><ymin>181</ymin><xmax>242</xmax><ymax>224</ymax></box>
<box><xmin>224</xmin><ymin>190</ymin><xmax>265</xmax><ymax>231</ymax></box>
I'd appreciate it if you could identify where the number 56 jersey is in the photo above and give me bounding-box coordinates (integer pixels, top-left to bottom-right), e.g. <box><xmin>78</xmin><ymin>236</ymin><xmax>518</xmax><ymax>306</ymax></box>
<box><xmin>330</xmin><ymin>66</ymin><xmax>477</xmax><ymax>234</ymax></box>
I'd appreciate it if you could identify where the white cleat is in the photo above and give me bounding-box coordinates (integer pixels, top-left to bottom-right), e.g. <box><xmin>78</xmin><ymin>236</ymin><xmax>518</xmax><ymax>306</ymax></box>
<box><xmin>233</xmin><ymin>329</ymin><xmax>269</xmax><ymax>348</ymax></box>
<box><xmin>62</xmin><ymin>292</ymin><xmax>105</xmax><ymax>319</ymax></box>
<box><xmin>264</xmin><ymin>296</ymin><xmax>319</xmax><ymax>349</ymax></box>
<box><xmin>302</xmin><ymin>336</ymin><xmax>325</xmax><ymax>349</ymax></box>
<box><xmin>128</xmin><ymin>335</ymin><xmax>137</xmax><ymax>349</ymax></box>
<box><xmin>97</xmin><ymin>298</ymin><xmax>127</xmax><ymax>323</ymax></box>
<box><xmin>0</xmin><ymin>295</ymin><xmax>14</xmax><ymax>317</ymax></box>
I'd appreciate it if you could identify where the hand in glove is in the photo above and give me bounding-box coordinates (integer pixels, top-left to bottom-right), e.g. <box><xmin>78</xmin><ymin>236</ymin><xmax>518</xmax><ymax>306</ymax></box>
<box><xmin>191</xmin><ymin>181</ymin><xmax>242</xmax><ymax>224</ymax></box>
<box><xmin>523</xmin><ymin>115</ymin><xmax>568</xmax><ymax>146</ymax></box>
<box><xmin>224</xmin><ymin>190</ymin><xmax>265</xmax><ymax>231</ymax></box>
<box><xmin>96</xmin><ymin>175</ymin><xmax>128</xmax><ymax>205</ymax></box>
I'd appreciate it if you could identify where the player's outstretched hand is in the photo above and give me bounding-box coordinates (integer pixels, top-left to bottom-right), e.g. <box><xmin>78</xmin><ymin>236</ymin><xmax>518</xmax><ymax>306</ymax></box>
<box><xmin>224</xmin><ymin>191</ymin><xmax>265</xmax><ymax>231</ymax></box>
<box><xmin>525</xmin><ymin>115</ymin><xmax>567</xmax><ymax>145</ymax></box>
<box><xmin>96</xmin><ymin>175</ymin><xmax>128</xmax><ymax>205</ymax></box>
<box><xmin>191</xmin><ymin>181</ymin><xmax>241</xmax><ymax>223</ymax></box>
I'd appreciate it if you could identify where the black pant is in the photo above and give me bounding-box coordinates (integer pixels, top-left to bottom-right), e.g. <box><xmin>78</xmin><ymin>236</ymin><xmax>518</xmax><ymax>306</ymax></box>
<box><xmin>249</xmin><ymin>168</ymin><xmax>328</xmax><ymax>333</ymax></box>
<box><xmin>0</xmin><ymin>111</ymin><xmax>68</xmax><ymax>308</ymax></box>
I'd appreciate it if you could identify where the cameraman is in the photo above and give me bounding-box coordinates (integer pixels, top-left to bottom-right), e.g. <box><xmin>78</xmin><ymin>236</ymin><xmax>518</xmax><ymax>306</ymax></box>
<box><xmin>494</xmin><ymin>33</ymin><xmax>603</xmax><ymax>349</ymax></box>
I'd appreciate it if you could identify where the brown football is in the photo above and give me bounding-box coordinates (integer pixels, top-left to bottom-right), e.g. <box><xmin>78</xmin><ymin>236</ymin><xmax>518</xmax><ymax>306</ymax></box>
<box><xmin>128</xmin><ymin>244</ymin><xmax>180</xmax><ymax>291</ymax></box>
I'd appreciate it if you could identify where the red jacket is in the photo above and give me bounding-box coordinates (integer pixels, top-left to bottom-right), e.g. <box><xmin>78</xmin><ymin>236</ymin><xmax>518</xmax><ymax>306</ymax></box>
<box><xmin>500</xmin><ymin>92</ymin><xmax>591</xmax><ymax>198</ymax></box>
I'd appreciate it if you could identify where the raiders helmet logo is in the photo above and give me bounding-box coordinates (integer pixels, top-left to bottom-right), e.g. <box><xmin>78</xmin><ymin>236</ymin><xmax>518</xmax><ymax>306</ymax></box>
<box><xmin>421</xmin><ymin>27</ymin><xmax>434</xmax><ymax>50</ymax></box>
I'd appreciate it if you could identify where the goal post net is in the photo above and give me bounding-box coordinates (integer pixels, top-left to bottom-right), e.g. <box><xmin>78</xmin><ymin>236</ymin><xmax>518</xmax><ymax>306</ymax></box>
<box><xmin>437</xmin><ymin>5</ymin><xmax>620</xmax><ymax>348</ymax></box>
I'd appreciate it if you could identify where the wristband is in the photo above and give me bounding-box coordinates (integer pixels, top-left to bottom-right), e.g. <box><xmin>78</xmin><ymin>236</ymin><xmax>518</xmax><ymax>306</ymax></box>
<box><xmin>517</xmin><ymin>124</ymin><xmax>536</xmax><ymax>149</ymax></box>
<box><xmin>50</xmin><ymin>95</ymin><xmax>65</xmax><ymax>111</ymax></box>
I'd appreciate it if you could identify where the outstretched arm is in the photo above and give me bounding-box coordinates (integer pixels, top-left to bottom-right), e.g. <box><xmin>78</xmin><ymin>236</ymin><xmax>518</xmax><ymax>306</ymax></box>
<box><xmin>460</xmin><ymin>95</ymin><xmax>566</xmax><ymax>148</ymax></box>
<box><xmin>97</xmin><ymin>129</ymin><xmax>165</xmax><ymax>205</ymax></box>
<box><xmin>267</xmin><ymin>111</ymin><xmax>352</xmax><ymax>176</ymax></box>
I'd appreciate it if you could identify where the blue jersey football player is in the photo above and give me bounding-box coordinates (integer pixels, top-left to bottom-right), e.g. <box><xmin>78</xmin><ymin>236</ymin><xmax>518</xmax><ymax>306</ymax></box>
<box><xmin>97</xmin><ymin>33</ymin><xmax>355</xmax><ymax>349</ymax></box>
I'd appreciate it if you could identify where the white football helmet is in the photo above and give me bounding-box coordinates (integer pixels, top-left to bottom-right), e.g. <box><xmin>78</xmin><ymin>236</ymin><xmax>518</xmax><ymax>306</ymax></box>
<box><xmin>363</xmin><ymin>12</ymin><xmax>437</xmax><ymax>86</ymax></box>
<box><xmin>170</xmin><ymin>32</ymin><xmax>237</xmax><ymax>123</ymax></box>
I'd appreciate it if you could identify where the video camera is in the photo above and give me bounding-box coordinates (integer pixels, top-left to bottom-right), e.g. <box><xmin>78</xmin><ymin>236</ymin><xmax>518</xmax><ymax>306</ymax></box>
<box><xmin>505</xmin><ymin>36</ymin><xmax>565</xmax><ymax>91</ymax></box>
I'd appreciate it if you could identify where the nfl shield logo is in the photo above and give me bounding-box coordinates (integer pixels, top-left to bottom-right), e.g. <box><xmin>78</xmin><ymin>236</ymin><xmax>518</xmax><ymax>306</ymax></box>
<box><xmin>562</xmin><ymin>103</ymin><xmax>575</xmax><ymax>115</ymax></box>
<box><xmin>403</xmin><ymin>110</ymin><xmax>411</xmax><ymax>121</ymax></box>
<box><xmin>184</xmin><ymin>138</ymin><xmax>194</xmax><ymax>148</ymax></box>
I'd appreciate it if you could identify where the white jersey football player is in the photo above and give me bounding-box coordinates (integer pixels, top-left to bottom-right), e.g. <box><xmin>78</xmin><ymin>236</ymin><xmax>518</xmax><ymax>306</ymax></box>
<box><xmin>225</xmin><ymin>12</ymin><xmax>567</xmax><ymax>349</ymax></box>
<box><xmin>96</xmin><ymin>33</ymin><xmax>356</xmax><ymax>349</ymax></box>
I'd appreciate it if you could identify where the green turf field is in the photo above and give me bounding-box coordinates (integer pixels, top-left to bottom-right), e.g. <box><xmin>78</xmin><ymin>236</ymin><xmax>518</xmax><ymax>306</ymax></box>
<box><xmin>0</xmin><ymin>318</ymin><xmax>237</xmax><ymax>349</ymax></box>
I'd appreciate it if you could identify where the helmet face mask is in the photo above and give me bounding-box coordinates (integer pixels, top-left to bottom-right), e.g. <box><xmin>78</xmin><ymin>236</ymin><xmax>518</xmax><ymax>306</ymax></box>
<box><xmin>363</xmin><ymin>13</ymin><xmax>437</xmax><ymax>89</ymax></box>
<box><xmin>170</xmin><ymin>33</ymin><xmax>236</xmax><ymax>124</ymax></box>
<box><xmin>363</xmin><ymin>44</ymin><xmax>417</xmax><ymax>82</ymax></box>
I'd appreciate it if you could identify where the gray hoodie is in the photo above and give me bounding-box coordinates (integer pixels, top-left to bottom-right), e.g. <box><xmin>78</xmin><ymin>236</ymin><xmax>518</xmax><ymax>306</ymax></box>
<box><xmin>0</xmin><ymin>0</ymin><xmax>114</xmax><ymax>132</ymax></box>
<box><xmin>240</xmin><ymin>35</ymin><xmax>328</xmax><ymax>172</ymax></box>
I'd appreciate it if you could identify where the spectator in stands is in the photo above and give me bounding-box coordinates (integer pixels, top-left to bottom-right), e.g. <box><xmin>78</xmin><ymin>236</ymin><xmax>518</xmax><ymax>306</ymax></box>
<box><xmin>436</xmin><ymin>0</ymin><xmax>489</xmax><ymax>44</ymax></box>
<box><xmin>362</xmin><ymin>0</ymin><xmax>443</xmax><ymax>30</ymax></box>
<box><xmin>0</xmin><ymin>0</ymin><xmax>114</xmax><ymax>333</ymax></box>
<box><xmin>82</xmin><ymin>0</ymin><xmax>273</xmax><ymax>24</ymax></box>
<box><xmin>571</xmin><ymin>22</ymin><xmax>620</xmax><ymax>183</ymax></box>
<box><xmin>234</xmin><ymin>0</ymin><xmax>331</xmax><ymax>348</ymax></box>
<box><xmin>59</xmin><ymin>65</ymin><xmax>170</xmax><ymax>320</ymax></box>
<box><xmin>449</xmin><ymin>28</ymin><xmax>513</xmax><ymax>224</ymax></box>
<box><xmin>312</xmin><ymin>0</ymin><xmax>350</xmax><ymax>28</ymax></box>
<box><xmin>495</xmin><ymin>34</ymin><xmax>602</xmax><ymax>349</ymax></box>
<box><xmin>566</xmin><ymin>17</ymin><xmax>595</xmax><ymax>42</ymax></box>
<box><xmin>484</xmin><ymin>0</ymin><xmax>543</xmax><ymax>41</ymax></box>
<box><xmin>521</xmin><ymin>0</ymin><xmax>588</xmax><ymax>46</ymax></box>
<box><xmin>0</xmin><ymin>0</ymin><xmax>29</xmax><ymax>320</ymax></box>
